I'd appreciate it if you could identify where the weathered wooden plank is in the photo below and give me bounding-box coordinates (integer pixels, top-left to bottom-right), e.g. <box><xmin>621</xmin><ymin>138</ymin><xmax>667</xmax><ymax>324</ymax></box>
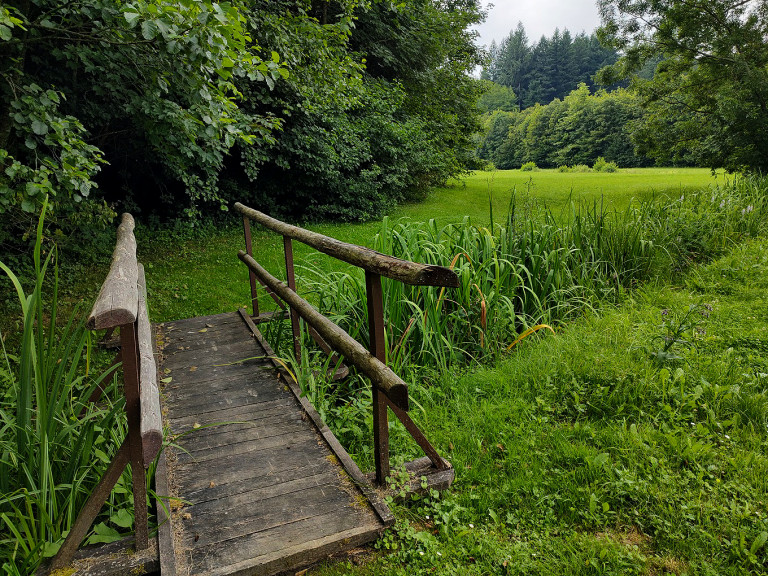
<box><xmin>180</xmin><ymin>471</ymin><xmax>344</xmax><ymax>544</ymax></box>
<box><xmin>167</xmin><ymin>398</ymin><xmax>299</xmax><ymax>435</ymax></box>
<box><xmin>174</xmin><ymin>427</ymin><xmax>319</xmax><ymax>464</ymax></box>
<box><xmin>173</xmin><ymin>440</ymin><xmax>326</xmax><ymax>490</ymax></box>
<box><xmin>166</xmin><ymin>396</ymin><xmax>296</xmax><ymax>429</ymax></box>
<box><xmin>165</xmin><ymin>379</ymin><xmax>286</xmax><ymax>416</ymax></box>
<box><xmin>162</xmin><ymin>361</ymin><xmax>273</xmax><ymax>387</ymax></box>
<box><xmin>160</xmin><ymin>312</ymin><xmax>245</xmax><ymax>332</ymax></box>
<box><xmin>198</xmin><ymin>512</ymin><xmax>381</xmax><ymax>576</ymax></box>
<box><xmin>162</xmin><ymin>376</ymin><xmax>284</xmax><ymax>406</ymax></box>
<box><xmin>162</xmin><ymin>336</ymin><xmax>265</xmax><ymax>359</ymax></box>
<box><xmin>137</xmin><ymin>264</ymin><xmax>162</xmax><ymax>468</ymax></box>
<box><xmin>182</xmin><ymin>483</ymin><xmax>364</xmax><ymax>548</ymax></box>
<box><xmin>87</xmin><ymin>214</ymin><xmax>139</xmax><ymax>330</ymax></box>
<box><xmin>234</xmin><ymin>203</ymin><xmax>459</xmax><ymax>288</ymax></box>
<box><xmin>177</xmin><ymin>418</ymin><xmax>307</xmax><ymax>455</ymax></box>
<box><xmin>238</xmin><ymin>252</ymin><xmax>410</xmax><ymax>412</ymax></box>
<box><xmin>181</xmin><ymin>461</ymin><xmax>330</xmax><ymax>505</ymax></box>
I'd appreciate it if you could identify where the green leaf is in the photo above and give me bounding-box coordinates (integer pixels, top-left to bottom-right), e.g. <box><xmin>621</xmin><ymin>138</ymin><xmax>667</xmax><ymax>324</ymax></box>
<box><xmin>124</xmin><ymin>11</ymin><xmax>140</xmax><ymax>27</ymax></box>
<box><xmin>110</xmin><ymin>508</ymin><xmax>133</xmax><ymax>528</ymax></box>
<box><xmin>21</xmin><ymin>199</ymin><xmax>35</xmax><ymax>212</ymax></box>
<box><xmin>87</xmin><ymin>522</ymin><xmax>122</xmax><ymax>545</ymax></box>
<box><xmin>0</xmin><ymin>24</ymin><xmax>11</xmax><ymax>41</ymax></box>
<box><xmin>25</xmin><ymin>182</ymin><xmax>41</xmax><ymax>196</ymax></box>
<box><xmin>31</xmin><ymin>120</ymin><xmax>48</xmax><ymax>135</ymax></box>
<box><xmin>271</xmin><ymin>51</ymin><xmax>280</xmax><ymax>63</ymax></box>
<box><xmin>42</xmin><ymin>540</ymin><xmax>62</xmax><ymax>558</ymax></box>
<box><xmin>750</xmin><ymin>531</ymin><xmax>768</xmax><ymax>554</ymax></box>
<box><xmin>141</xmin><ymin>20</ymin><xmax>157</xmax><ymax>40</ymax></box>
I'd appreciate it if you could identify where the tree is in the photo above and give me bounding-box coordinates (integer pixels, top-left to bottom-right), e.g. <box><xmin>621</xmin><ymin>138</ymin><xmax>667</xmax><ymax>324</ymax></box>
<box><xmin>598</xmin><ymin>0</ymin><xmax>768</xmax><ymax>172</ymax></box>
<box><xmin>0</xmin><ymin>0</ymin><xmax>284</xmax><ymax>250</ymax></box>
<box><xmin>477</xmin><ymin>81</ymin><xmax>517</xmax><ymax>113</ymax></box>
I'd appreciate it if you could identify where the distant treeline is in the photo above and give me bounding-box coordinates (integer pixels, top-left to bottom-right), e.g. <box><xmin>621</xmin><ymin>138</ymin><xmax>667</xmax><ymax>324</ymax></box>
<box><xmin>476</xmin><ymin>84</ymin><xmax>659</xmax><ymax>169</ymax></box>
<box><xmin>481</xmin><ymin>23</ymin><xmax>621</xmax><ymax>108</ymax></box>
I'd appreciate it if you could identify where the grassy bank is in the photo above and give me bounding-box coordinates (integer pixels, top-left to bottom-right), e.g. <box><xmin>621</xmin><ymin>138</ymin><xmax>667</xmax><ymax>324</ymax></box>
<box><xmin>316</xmin><ymin>236</ymin><xmax>768</xmax><ymax>576</ymax></box>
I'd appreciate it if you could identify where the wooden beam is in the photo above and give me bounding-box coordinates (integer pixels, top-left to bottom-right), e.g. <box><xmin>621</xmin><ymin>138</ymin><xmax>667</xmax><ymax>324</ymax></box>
<box><xmin>49</xmin><ymin>440</ymin><xmax>131</xmax><ymax>571</ymax></box>
<box><xmin>137</xmin><ymin>264</ymin><xmax>162</xmax><ymax>467</ymax></box>
<box><xmin>237</xmin><ymin>251</ymin><xmax>410</xmax><ymax>412</ymax></box>
<box><xmin>234</xmin><ymin>203</ymin><xmax>458</xmax><ymax>288</ymax></box>
<box><xmin>88</xmin><ymin>214</ymin><xmax>139</xmax><ymax>330</ymax></box>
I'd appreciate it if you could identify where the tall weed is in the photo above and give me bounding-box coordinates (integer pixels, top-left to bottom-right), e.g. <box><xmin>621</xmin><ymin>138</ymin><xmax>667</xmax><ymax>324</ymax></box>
<box><xmin>0</xmin><ymin>206</ymin><xmax>128</xmax><ymax>574</ymax></box>
<box><xmin>300</xmin><ymin>177</ymin><xmax>768</xmax><ymax>380</ymax></box>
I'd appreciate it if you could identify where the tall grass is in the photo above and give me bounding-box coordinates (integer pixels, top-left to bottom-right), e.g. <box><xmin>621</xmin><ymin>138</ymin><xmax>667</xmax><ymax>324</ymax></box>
<box><xmin>0</xmin><ymin>206</ymin><xmax>128</xmax><ymax>575</ymax></box>
<box><xmin>301</xmin><ymin>176</ymin><xmax>768</xmax><ymax>379</ymax></box>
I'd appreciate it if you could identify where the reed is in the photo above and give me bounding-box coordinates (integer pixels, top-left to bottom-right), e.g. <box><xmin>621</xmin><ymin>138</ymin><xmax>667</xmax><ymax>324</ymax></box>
<box><xmin>0</xmin><ymin>206</ymin><xmax>129</xmax><ymax>574</ymax></box>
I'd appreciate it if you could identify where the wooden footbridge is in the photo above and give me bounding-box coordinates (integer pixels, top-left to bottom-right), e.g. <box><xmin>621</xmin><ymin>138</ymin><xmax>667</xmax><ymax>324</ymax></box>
<box><xmin>46</xmin><ymin>204</ymin><xmax>458</xmax><ymax>576</ymax></box>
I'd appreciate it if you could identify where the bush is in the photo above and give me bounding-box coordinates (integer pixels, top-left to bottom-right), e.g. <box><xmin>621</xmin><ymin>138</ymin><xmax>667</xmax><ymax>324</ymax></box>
<box><xmin>520</xmin><ymin>161</ymin><xmax>538</xmax><ymax>171</ymax></box>
<box><xmin>593</xmin><ymin>156</ymin><xmax>619</xmax><ymax>172</ymax></box>
<box><xmin>557</xmin><ymin>165</ymin><xmax>572</xmax><ymax>172</ymax></box>
<box><xmin>572</xmin><ymin>164</ymin><xmax>592</xmax><ymax>172</ymax></box>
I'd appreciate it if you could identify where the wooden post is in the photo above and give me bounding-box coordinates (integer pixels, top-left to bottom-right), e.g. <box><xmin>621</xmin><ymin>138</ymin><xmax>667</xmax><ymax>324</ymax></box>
<box><xmin>243</xmin><ymin>216</ymin><xmax>260</xmax><ymax>317</ymax></box>
<box><xmin>284</xmin><ymin>236</ymin><xmax>302</xmax><ymax>361</ymax></box>
<box><xmin>366</xmin><ymin>271</ymin><xmax>390</xmax><ymax>486</ymax></box>
<box><xmin>120</xmin><ymin>322</ymin><xmax>149</xmax><ymax>550</ymax></box>
<box><xmin>49</xmin><ymin>440</ymin><xmax>131</xmax><ymax>570</ymax></box>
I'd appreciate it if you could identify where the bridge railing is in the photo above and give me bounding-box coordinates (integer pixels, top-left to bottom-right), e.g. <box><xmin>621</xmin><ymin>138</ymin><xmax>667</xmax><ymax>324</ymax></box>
<box><xmin>235</xmin><ymin>202</ymin><xmax>458</xmax><ymax>486</ymax></box>
<box><xmin>51</xmin><ymin>214</ymin><xmax>162</xmax><ymax>570</ymax></box>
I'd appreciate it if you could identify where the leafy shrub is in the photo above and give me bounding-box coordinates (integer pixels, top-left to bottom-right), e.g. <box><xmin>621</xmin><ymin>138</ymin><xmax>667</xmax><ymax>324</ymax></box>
<box><xmin>572</xmin><ymin>164</ymin><xmax>593</xmax><ymax>172</ymax></box>
<box><xmin>520</xmin><ymin>161</ymin><xmax>538</xmax><ymax>171</ymax></box>
<box><xmin>593</xmin><ymin>156</ymin><xmax>619</xmax><ymax>172</ymax></box>
<box><xmin>557</xmin><ymin>165</ymin><xmax>572</xmax><ymax>172</ymax></box>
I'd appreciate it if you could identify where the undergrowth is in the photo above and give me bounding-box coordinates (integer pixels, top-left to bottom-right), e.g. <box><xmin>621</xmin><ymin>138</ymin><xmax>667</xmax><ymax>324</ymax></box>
<box><xmin>312</xmin><ymin>218</ymin><xmax>768</xmax><ymax>575</ymax></box>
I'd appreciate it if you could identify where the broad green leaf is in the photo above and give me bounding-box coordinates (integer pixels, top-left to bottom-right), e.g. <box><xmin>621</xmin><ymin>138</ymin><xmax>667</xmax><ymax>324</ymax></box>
<box><xmin>141</xmin><ymin>20</ymin><xmax>157</xmax><ymax>40</ymax></box>
<box><xmin>110</xmin><ymin>508</ymin><xmax>133</xmax><ymax>528</ymax></box>
<box><xmin>123</xmin><ymin>11</ymin><xmax>140</xmax><ymax>27</ymax></box>
<box><xmin>31</xmin><ymin>120</ymin><xmax>48</xmax><ymax>135</ymax></box>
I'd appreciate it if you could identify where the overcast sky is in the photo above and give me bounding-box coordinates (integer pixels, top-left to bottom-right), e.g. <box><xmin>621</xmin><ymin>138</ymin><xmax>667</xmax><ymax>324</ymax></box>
<box><xmin>473</xmin><ymin>0</ymin><xmax>603</xmax><ymax>48</ymax></box>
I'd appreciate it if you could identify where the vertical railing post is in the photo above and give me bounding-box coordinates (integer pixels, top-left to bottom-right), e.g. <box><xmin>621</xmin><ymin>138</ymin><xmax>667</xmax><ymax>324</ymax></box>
<box><xmin>243</xmin><ymin>216</ymin><xmax>260</xmax><ymax>317</ymax></box>
<box><xmin>120</xmin><ymin>322</ymin><xmax>149</xmax><ymax>550</ymax></box>
<box><xmin>284</xmin><ymin>236</ymin><xmax>302</xmax><ymax>361</ymax></box>
<box><xmin>365</xmin><ymin>271</ymin><xmax>389</xmax><ymax>485</ymax></box>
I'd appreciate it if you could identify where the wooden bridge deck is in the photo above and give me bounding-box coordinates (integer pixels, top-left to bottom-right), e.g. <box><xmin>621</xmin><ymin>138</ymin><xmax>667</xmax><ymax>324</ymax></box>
<box><xmin>154</xmin><ymin>311</ymin><xmax>392</xmax><ymax>576</ymax></box>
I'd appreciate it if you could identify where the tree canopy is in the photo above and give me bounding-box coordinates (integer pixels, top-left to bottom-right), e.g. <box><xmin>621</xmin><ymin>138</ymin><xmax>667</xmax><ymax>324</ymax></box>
<box><xmin>482</xmin><ymin>22</ymin><xmax>619</xmax><ymax>108</ymax></box>
<box><xmin>0</xmin><ymin>0</ymin><xmax>485</xmax><ymax>252</ymax></box>
<box><xmin>598</xmin><ymin>0</ymin><xmax>768</xmax><ymax>172</ymax></box>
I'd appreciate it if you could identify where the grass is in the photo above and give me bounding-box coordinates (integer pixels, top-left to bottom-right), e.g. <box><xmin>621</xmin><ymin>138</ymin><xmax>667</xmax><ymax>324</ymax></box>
<box><xmin>0</xmin><ymin>167</ymin><xmax>739</xmax><ymax>573</ymax></box>
<box><xmin>312</xmin><ymin>236</ymin><xmax>768</xmax><ymax>576</ymax></box>
<box><xmin>134</xmin><ymin>168</ymin><xmax>720</xmax><ymax>323</ymax></box>
<box><xmin>396</xmin><ymin>168</ymin><xmax>721</xmax><ymax>228</ymax></box>
<box><xmin>0</xmin><ymin>207</ymin><xmax>128</xmax><ymax>574</ymax></box>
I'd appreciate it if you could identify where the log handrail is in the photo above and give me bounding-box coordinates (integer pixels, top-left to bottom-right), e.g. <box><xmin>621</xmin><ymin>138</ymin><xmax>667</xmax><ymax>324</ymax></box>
<box><xmin>237</xmin><ymin>204</ymin><xmax>455</xmax><ymax>485</ymax></box>
<box><xmin>234</xmin><ymin>202</ymin><xmax>459</xmax><ymax>288</ymax></box>
<box><xmin>238</xmin><ymin>251</ymin><xmax>409</xmax><ymax>412</ymax></box>
<box><xmin>137</xmin><ymin>263</ymin><xmax>162</xmax><ymax>467</ymax></box>
<box><xmin>87</xmin><ymin>213</ymin><xmax>139</xmax><ymax>330</ymax></box>
<box><xmin>52</xmin><ymin>214</ymin><xmax>161</xmax><ymax>572</ymax></box>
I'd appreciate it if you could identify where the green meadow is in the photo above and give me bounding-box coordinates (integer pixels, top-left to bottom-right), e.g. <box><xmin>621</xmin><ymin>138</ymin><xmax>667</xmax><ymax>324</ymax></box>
<box><xmin>139</xmin><ymin>168</ymin><xmax>720</xmax><ymax>323</ymax></box>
